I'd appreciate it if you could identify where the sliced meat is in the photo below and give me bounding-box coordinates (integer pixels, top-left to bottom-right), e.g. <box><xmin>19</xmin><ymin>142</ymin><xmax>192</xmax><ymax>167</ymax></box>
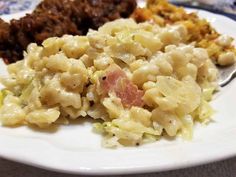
<box><xmin>100</xmin><ymin>65</ymin><xmax>126</xmax><ymax>94</ymax></box>
<box><xmin>115</xmin><ymin>78</ymin><xmax>144</xmax><ymax>108</ymax></box>
<box><xmin>100</xmin><ymin>65</ymin><xmax>144</xmax><ymax>108</ymax></box>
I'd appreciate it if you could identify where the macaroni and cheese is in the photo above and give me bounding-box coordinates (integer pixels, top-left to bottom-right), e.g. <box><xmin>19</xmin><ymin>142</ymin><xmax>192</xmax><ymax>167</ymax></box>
<box><xmin>0</xmin><ymin>19</ymin><xmax>222</xmax><ymax>147</ymax></box>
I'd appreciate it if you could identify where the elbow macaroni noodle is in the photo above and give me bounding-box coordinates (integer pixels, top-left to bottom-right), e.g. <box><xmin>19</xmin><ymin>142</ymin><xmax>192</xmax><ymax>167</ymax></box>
<box><xmin>0</xmin><ymin>18</ymin><xmax>226</xmax><ymax>147</ymax></box>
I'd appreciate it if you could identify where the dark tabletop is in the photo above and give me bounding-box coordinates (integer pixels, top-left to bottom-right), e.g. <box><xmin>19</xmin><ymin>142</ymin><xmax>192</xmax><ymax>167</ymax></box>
<box><xmin>0</xmin><ymin>157</ymin><xmax>235</xmax><ymax>177</ymax></box>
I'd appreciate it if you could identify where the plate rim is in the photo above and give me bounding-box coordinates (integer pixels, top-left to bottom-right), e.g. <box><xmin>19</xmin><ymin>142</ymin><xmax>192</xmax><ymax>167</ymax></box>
<box><xmin>0</xmin><ymin>8</ymin><xmax>236</xmax><ymax>175</ymax></box>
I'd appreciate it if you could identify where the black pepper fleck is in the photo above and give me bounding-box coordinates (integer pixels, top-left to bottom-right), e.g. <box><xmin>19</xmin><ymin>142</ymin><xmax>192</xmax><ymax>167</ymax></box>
<box><xmin>90</xmin><ymin>101</ymin><xmax>95</xmax><ymax>106</ymax></box>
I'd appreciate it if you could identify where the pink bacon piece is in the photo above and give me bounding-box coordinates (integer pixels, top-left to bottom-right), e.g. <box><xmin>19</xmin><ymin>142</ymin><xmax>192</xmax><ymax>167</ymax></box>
<box><xmin>100</xmin><ymin>65</ymin><xmax>144</xmax><ymax>108</ymax></box>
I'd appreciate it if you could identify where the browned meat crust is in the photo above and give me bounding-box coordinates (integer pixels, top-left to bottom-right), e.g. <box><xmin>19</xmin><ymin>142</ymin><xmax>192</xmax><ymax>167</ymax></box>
<box><xmin>0</xmin><ymin>0</ymin><xmax>137</xmax><ymax>63</ymax></box>
<box><xmin>0</xmin><ymin>19</ymin><xmax>13</xmax><ymax>64</ymax></box>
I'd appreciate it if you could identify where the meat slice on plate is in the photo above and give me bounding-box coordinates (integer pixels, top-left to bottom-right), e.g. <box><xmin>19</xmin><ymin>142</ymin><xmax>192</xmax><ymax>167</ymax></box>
<box><xmin>100</xmin><ymin>65</ymin><xmax>144</xmax><ymax>108</ymax></box>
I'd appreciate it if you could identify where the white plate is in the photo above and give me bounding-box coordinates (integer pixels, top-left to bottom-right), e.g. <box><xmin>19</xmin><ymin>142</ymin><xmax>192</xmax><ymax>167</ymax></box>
<box><xmin>0</xmin><ymin>6</ymin><xmax>236</xmax><ymax>176</ymax></box>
